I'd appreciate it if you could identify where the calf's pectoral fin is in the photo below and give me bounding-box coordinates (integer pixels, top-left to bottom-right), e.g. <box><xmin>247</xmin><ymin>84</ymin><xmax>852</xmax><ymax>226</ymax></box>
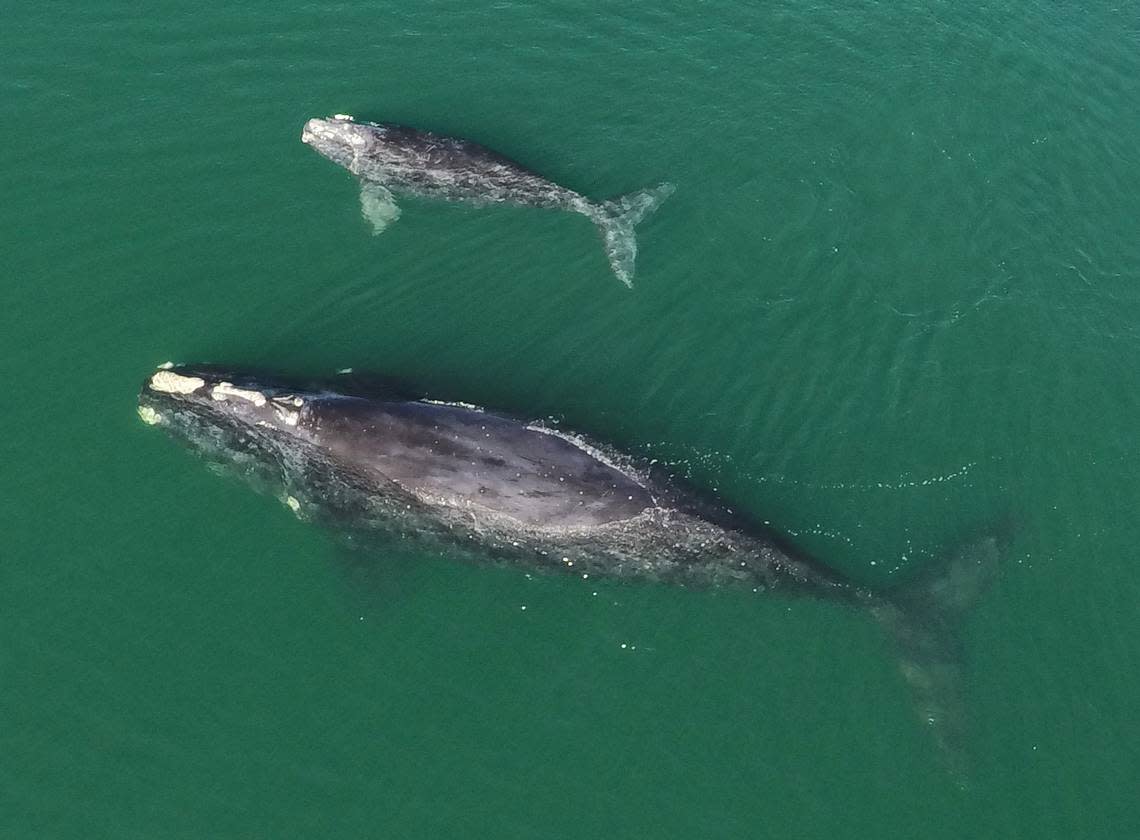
<box><xmin>359</xmin><ymin>182</ymin><xmax>401</xmax><ymax>235</ymax></box>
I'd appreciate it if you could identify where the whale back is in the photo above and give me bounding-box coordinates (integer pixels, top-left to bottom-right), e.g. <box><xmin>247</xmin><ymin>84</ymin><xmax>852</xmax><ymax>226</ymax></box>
<box><xmin>346</xmin><ymin>122</ymin><xmax>573</xmax><ymax>206</ymax></box>
<box><xmin>304</xmin><ymin>397</ymin><xmax>655</xmax><ymax>530</ymax></box>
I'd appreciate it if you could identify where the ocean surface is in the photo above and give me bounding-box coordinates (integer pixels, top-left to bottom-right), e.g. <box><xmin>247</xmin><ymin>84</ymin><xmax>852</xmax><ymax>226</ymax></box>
<box><xmin>4</xmin><ymin>2</ymin><xmax>1139</xmax><ymax>837</ymax></box>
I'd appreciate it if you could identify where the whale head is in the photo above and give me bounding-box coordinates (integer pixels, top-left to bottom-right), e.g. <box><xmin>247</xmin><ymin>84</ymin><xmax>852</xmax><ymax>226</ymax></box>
<box><xmin>136</xmin><ymin>363</ymin><xmax>358</xmax><ymax>518</ymax></box>
<box><xmin>138</xmin><ymin>363</ymin><xmax>402</xmax><ymax>522</ymax></box>
<box><xmin>140</xmin><ymin>363</ymin><xmax>309</xmax><ymax>430</ymax></box>
<box><xmin>301</xmin><ymin>114</ymin><xmax>374</xmax><ymax>172</ymax></box>
<box><xmin>138</xmin><ymin>363</ymin><xmax>318</xmax><ymax>480</ymax></box>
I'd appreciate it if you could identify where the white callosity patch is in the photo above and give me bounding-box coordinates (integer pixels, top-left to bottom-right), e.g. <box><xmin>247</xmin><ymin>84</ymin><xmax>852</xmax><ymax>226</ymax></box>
<box><xmin>149</xmin><ymin>371</ymin><xmax>205</xmax><ymax>395</ymax></box>
<box><xmin>274</xmin><ymin>406</ymin><xmax>300</xmax><ymax>426</ymax></box>
<box><xmin>210</xmin><ymin>382</ymin><xmax>267</xmax><ymax>407</ymax></box>
<box><xmin>270</xmin><ymin>394</ymin><xmax>303</xmax><ymax>426</ymax></box>
<box><xmin>137</xmin><ymin>405</ymin><xmax>162</xmax><ymax>425</ymax></box>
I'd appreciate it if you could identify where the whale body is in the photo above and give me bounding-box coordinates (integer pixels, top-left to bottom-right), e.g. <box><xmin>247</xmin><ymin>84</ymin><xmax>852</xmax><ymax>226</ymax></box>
<box><xmin>138</xmin><ymin>363</ymin><xmax>1002</xmax><ymax>779</ymax></box>
<box><xmin>301</xmin><ymin>115</ymin><xmax>673</xmax><ymax>287</ymax></box>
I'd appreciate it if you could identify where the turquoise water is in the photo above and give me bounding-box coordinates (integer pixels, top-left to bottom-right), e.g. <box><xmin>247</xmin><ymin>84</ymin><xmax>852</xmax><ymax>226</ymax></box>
<box><xmin>4</xmin><ymin>2</ymin><xmax>1139</xmax><ymax>836</ymax></box>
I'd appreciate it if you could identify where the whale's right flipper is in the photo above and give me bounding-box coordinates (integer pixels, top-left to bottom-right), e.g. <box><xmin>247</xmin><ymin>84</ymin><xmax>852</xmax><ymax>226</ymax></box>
<box><xmin>359</xmin><ymin>182</ymin><xmax>401</xmax><ymax>235</ymax></box>
<box><xmin>591</xmin><ymin>183</ymin><xmax>675</xmax><ymax>287</ymax></box>
<box><xmin>872</xmin><ymin>525</ymin><xmax>1009</xmax><ymax>785</ymax></box>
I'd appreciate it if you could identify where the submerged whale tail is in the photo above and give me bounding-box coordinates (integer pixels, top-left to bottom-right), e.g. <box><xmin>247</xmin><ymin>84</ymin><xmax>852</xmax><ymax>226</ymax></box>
<box><xmin>590</xmin><ymin>183</ymin><xmax>675</xmax><ymax>287</ymax></box>
<box><xmin>871</xmin><ymin>525</ymin><xmax>1009</xmax><ymax>785</ymax></box>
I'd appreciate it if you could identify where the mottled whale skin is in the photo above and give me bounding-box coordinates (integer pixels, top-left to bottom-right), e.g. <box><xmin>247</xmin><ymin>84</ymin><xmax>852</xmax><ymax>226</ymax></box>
<box><xmin>138</xmin><ymin>364</ymin><xmax>858</xmax><ymax>594</ymax></box>
<box><xmin>301</xmin><ymin>115</ymin><xmax>673</xmax><ymax>287</ymax></box>
<box><xmin>138</xmin><ymin>363</ymin><xmax>1002</xmax><ymax>780</ymax></box>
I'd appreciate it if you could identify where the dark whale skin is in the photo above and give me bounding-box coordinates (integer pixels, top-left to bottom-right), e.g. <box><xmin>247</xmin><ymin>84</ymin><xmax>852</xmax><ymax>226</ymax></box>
<box><xmin>300</xmin><ymin>115</ymin><xmax>675</xmax><ymax>287</ymax></box>
<box><xmin>138</xmin><ymin>363</ymin><xmax>1004</xmax><ymax>782</ymax></box>
<box><xmin>137</xmin><ymin>364</ymin><xmax>858</xmax><ymax>595</ymax></box>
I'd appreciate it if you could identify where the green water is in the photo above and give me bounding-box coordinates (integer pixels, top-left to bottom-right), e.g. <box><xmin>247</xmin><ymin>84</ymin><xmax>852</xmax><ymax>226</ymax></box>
<box><xmin>4</xmin><ymin>1</ymin><xmax>1139</xmax><ymax>836</ymax></box>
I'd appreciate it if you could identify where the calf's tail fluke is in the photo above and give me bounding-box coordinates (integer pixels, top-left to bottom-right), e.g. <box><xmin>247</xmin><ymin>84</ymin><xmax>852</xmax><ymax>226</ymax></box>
<box><xmin>871</xmin><ymin>524</ymin><xmax>1009</xmax><ymax>786</ymax></box>
<box><xmin>591</xmin><ymin>183</ymin><xmax>675</xmax><ymax>287</ymax></box>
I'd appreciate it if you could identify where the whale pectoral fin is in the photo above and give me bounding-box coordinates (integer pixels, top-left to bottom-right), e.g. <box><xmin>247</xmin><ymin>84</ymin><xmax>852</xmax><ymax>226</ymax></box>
<box><xmin>359</xmin><ymin>182</ymin><xmax>401</xmax><ymax>235</ymax></box>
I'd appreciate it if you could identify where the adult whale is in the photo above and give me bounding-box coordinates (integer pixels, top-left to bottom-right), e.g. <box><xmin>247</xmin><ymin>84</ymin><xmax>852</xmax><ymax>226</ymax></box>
<box><xmin>301</xmin><ymin>114</ymin><xmax>673</xmax><ymax>287</ymax></box>
<box><xmin>138</xmin><ymin>363</ymin><xmax>1002</xmax><ymax>781</ymax></box>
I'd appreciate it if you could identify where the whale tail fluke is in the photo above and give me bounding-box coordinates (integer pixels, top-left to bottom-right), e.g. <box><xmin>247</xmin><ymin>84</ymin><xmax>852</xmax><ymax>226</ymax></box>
<box><xmin>591</xmin><ymin>183</ymin><xmax>675</xmax><ymax>287</ymax></box>
<box><xmin>872</xmin><ymin>523</ymin><xmax>1010</xmax><ymax>785</ymax></box>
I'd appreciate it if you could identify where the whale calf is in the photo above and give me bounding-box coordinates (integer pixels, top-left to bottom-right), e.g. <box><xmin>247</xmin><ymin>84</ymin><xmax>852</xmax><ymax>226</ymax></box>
<box><xmin>301</xmin><ymin>115</ymin><xmax>674</xmax><ymax>287</ymax></box>
<box><xmin>138</xmin><ymin>363</ymin><xmax>1002</xmax><ymax>779</ymax></box>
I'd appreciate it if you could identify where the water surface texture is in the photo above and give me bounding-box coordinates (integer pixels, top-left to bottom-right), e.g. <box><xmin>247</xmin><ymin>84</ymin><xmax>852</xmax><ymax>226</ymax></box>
<box><xmin>4</xmin><ymin>2</ymin><xmax>1139</xmax><ymax>837</ymax></box>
